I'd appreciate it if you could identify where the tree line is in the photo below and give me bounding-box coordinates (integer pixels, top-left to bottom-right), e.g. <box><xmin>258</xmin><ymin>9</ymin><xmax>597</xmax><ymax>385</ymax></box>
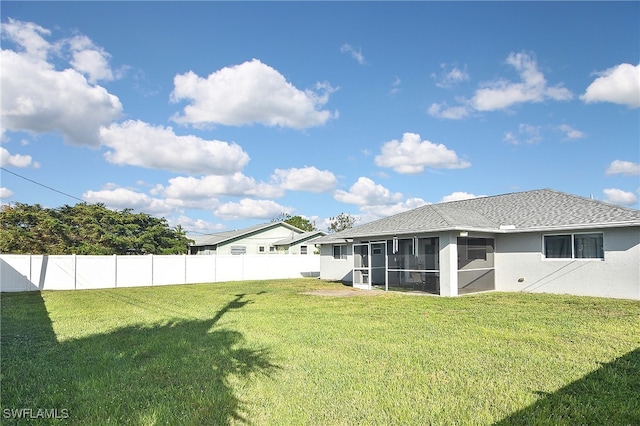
<box><xmin>0</xmin><ymin>203</ymin><xmax>192</xmax><ymax>255</ymax></box>
<box><xmin>271</xmin><ymin>212</ymin><xmax>357</xmax><ymax>233</ymax></box>
<box><xmin>1</xmin><ymin>203</ymin><xmax>358</xmax><ymax>255</ymax></box>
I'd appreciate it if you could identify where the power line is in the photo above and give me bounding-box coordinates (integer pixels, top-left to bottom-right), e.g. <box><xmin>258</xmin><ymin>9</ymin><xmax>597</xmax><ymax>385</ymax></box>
<box><xmin>0</xmin><ymin>166</ymin><xmax>86</xmax><ymax>203</ymax></box>
<box><xmin>1</xmin><ymin>166</ymin><xmax>210</xmax><ymax>235</ymax></box>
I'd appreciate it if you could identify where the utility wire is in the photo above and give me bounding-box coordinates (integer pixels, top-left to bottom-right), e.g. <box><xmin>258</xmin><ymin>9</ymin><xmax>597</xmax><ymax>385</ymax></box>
<box><xmin>1</xmin><ymin>166</ymin><xmax>211</xmax><ymax>235</ymax></box>
<box><xmin>0</xmin><ymin>166</ymin><xmax>86</xmax><ymax>203</ymax></box>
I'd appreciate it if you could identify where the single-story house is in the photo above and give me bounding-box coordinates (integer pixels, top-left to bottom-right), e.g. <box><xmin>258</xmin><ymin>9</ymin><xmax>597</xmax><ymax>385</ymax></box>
<box><xmin>312</xmin><ymin>189</ymin><xmax>640</xmax><ymax>300</ymax></box>
<box><xmin>189</xmin><ymin>221</ymin><xmax>325</xmax><ymax>255</ymax></box>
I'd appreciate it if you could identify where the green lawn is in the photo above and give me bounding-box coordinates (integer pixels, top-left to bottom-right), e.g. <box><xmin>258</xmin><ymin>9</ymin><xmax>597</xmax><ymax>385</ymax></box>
<box><xmin>1</xmin><ymin>279</ymin><xmax>639</xmax><ymax>425</ymax></box>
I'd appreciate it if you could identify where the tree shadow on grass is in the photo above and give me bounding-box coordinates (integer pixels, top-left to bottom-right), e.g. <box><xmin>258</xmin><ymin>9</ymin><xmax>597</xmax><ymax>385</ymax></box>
<box><xmin>494</xmin><ymin>348</ymin><xmax>640</xmax><ymax>425</ymax></box>
<box><xmin>1</xmin><ymin>292</ymin><xmax>278</xmax><ymax>425</ymax></box>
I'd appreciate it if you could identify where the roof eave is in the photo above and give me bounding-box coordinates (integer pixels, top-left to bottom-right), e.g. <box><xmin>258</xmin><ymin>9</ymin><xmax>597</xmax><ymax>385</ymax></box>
<box><xmin>314</xmin><ymin>221</ymin><xmax>640</xmax><ymax>243</ymax></box>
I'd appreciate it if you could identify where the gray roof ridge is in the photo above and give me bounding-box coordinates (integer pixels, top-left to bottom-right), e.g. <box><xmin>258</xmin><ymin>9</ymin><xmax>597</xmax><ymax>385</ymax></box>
<box><xmin>433</xmin><ymin>189</ymin><xmax>544</xmax><ymax>207</ymax></box>
<box><xmin>542</xmin><ymin>188</ymin><xmax>640</xmax><ymax>212</ymax></box>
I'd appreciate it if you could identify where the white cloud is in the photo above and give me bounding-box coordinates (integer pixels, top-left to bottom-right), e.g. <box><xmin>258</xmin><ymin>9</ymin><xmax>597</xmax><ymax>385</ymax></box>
<box><xmin>581</xmin><ymin>63</ymin><xmax>640</xmax><ymax>108</ymax></box>
<box><xmin>558</xmin><ymin>124</ymin><xmax>585</xmax><ymax>141</ymax></box>
<box><xmin>67</xmin><ymin>35</ymin><xmax>117</xmax><ymax>83</ymax></box>
<box><xmin>433</xmin><ymin>64</ymin><xmax>469</xmax><ymax>88</ymax></box>
<box><xmin>0</xmin><ymin>146</ymin><xmax>38</xmax><ymax>167</ymax></box>
<box><xmin>170</xmin><ymin>59</ymin><xmax>337</xmax><ymax>129</ymax></box>
<box><xmin>603</xmin><ymin>188</ymin><xmax>638</xmax><ymax>206</ymax></box>
<box><xmin>175</xmin><ymin>215</ymin><xmax>226</xmax><ymax>235</ymax></box>
<box><xmin>440</xmin><ymin>191</ymin><xmax>483</xmax><ymax>203</ymax></box>
<box><xmin>162</xmin><ymin>173</ymin><xmax>283</xmax><ymax>200</ymax></box>
<box><xmin>503</xmin><ymin>124</ymin><xmax>542</xmax><ymax>145</ymax></box>
<box><xmin>503</xmin><ymin>132</ymin><xmax>518</xmax><ymax>145</ymax></box>
<box><xmin>1</xmin><ymin>18</ymin><xmax>51</xmax><ymax>61</ymax></box>
<box><xmin>375</xmin><ymin>132</ymin><xmax>471</xmax><ymax>174</ymax></box>
<box><xmin>334</xmin><ymin>177</ymin><xmax>403</xmax><ymax>206</ymax></box>
<box><xmin>160</xmin><ymin>166</ymin><xmax>335</xmax><ymax>202</ymax></box>
<box><xmin>605</xmin><ymin>160</ymin><xmax>640</xmax><ymax>176</ymax></box>
<box><xmin>359</xmin><ymin>197</ymin><xmax>429</xmax><ymax>222</ymax></box>
<box><xmin>82</xmin><ymin>187</ymin><xmax>177</xmax><ymax>215</ymax></box>
<box><xmin>428</xmin><ymin>102</ymin><xmax>471</xmax><ymax>120</ymax></box>
<box><xmin>390</xmin><ymin>76</ymin><xmax>402</xmax><ymax>95</ymax></box>
<box><xmin>1</xmin><ymin>20</ymin><xmax>122</xmax><ymax>147</ymax></box>
<box><xmin>214</xmin><ymin>198</ymin><xmax>291</xmax><ymax>221</ymax></box>
<box><xmin>100</xmin><ymin>120</ymin><xmax>250</xmax><ymax>175</ymax></box>
<box><xmin>340</xmin><ymin>44</ymin><xmax>366</xmax><ymax>65</ymax></box>
<box><xmin>0</xmin><ymin>187</ymin><xmax>15</xmax><ymax>199</ymax></box>
<box><xmin>430</xmin><ymin>52</ymin><xmax>572</xmax><ymax>120</ymax></box>
<box><xmin>271</xmin><ymin>167</ymin><xmax>337</xmax><ymax>193</ymax></box>
<box><xmin>472</xmin><ymin>52</ymin><xmax>572</xmax><ymax>111</ymax></box>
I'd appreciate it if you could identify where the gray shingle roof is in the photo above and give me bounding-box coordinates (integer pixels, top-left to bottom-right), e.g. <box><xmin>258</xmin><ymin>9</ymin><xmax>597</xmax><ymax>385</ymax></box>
<box><xmin>273</xmin><ymin>230</ymin><xmax>326</xmax><ymax>246</ymax></box>
<box><xmin>189</xmin><ymin>222</ymin><xmax>303</xmax><ymax>247</ymax></box>
<box><xmin>314</xmin><ymin>189</ymin><xmax>640</xmax><ymax>242</ymax></box>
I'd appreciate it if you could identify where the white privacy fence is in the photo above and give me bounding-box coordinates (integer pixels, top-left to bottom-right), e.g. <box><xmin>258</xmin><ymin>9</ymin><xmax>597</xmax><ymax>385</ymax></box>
<box><xmin>0</xmin><ymin>254</ymin><xmax>321</xmax><ymax>292</ymax></box>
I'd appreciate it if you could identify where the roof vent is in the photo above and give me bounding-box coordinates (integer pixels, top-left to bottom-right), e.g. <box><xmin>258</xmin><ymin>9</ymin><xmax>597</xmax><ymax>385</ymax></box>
<box><xmin>499</xmin><ymin>225</ymin><xmax>516</xmax><ymax>230</ymax></box>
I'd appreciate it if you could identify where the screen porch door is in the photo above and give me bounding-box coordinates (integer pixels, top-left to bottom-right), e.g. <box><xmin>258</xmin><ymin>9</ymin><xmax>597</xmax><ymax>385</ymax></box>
<box><xmin>353</xmin><ymin>242</ymin><xmax>387</xmax><ymax>290</ymax></box>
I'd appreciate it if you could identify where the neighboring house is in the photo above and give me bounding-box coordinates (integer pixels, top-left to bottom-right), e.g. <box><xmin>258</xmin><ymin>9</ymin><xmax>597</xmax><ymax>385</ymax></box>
<box><xmin>273</xmin><ymin>231</ymin><xmax>325</xmax><ymax>255</ymax></box>
<box><xmin>312</xmin><ymin>189</ymin><xmax>640</xmax><ymax>300</ymax></box>
<box><xmin>189</xmin><ymin>221</ymin><xmax>325</xmax><ymax>255</ymax></box>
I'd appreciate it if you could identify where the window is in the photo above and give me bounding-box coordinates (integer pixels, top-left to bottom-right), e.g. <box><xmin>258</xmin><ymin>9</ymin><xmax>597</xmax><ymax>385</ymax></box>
<box><xmin>467</xmin><ymin>238</ymin><xmax>488</xmax><ymax>261</ymax></box>
<box><xmin>230</xmin><ymin>245</ymin><xmax>246</xmax><ymax>255</ymax></box>
<box><xmin>544</xmin><ymin>233</ymin><xmax>603</xmax><ymax>259</ymax></box>
<box><xmin>458</xmin><ymin>237</ymin><xmax>494</xmax><ymax>270</ymax></box>
<box><xmin>300</xmin><ymin>245</ymin><xmax>308</xmax><ymax>255</ymax></box>
<box><xmin>269</xmin><ymin>246</ymin><xmax>276</xmax><ymax>253</ymax></box>
<box><xmin>544</xmin><ymin>235</ymin><xmax>571</xmax><ymax>258</ymax></box>
<box><xmin>574</xmin><ymin>233</ymin><xmax>604</xmax><ymax>259</ymax></box>
<box><xmin>333</xmin><ymin>245</ymin><xmax>347</xmax><ymax>260</ymax></box>
<box><xmin>258</xmin><ymin>246</ymin><xmax>266</xmax><ymax>253</ymax></box>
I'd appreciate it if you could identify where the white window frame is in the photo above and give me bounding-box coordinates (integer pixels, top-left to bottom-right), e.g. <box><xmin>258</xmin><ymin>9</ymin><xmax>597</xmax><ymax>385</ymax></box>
<box><xmin>542</xmin><ymin>232</ymin><xmax>604</xmax><ymax>260</ymax></box>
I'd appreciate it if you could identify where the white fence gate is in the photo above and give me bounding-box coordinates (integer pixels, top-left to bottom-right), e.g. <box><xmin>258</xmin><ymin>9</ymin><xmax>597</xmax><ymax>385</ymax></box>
<box><xmin>0</xmin><ymin>254</ymin><xmax>321</xmax><ymax>292</ymax></box>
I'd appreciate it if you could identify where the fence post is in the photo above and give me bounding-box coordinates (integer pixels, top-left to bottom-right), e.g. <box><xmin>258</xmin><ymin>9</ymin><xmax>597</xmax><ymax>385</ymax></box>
<box><xmin>73</xmin><ymin>253</ymin><xmax>77</xmax><ymax>290</ymax></box>
<box><xmin>150</xmin><ymin>254</ymin><xmax>154</xmax><ymax>286</ymax></box>
<box><xmin>29</xmin><ymin>254</ymin><xmax>33</xmax><ymax>292</ymax></box>
<box><xmin>114</xmin><ymin>254</ymin><xmax>118</xmax><ymax>288</ymax></box>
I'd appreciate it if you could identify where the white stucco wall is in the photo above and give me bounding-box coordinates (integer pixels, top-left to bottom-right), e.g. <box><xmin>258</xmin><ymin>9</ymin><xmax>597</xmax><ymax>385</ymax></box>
<box><xmin>439</xmin><ymin>233</ymin><xmax>458</xmax><ymax>296</ymax></box>
<box><xmin>287</xmin><ymin>241</ymin><xmax>319</xmax><ymax>255</ymax></box>
<box><xmin>319</xmin><ymin>243</ymin><xmax>353</xmax><ymax>282</ymax></box>
<box><xmin>495</xmin><ymin>227</ymin><xmax>640</xmax><ymax>300</ymax></box>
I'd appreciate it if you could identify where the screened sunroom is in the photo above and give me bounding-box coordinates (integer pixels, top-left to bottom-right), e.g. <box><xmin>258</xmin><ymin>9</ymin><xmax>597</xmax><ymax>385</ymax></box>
<box><xmin>351</xmin><ymin>235</ymin><xmax>495</xmax><ymax>296</ymax></box>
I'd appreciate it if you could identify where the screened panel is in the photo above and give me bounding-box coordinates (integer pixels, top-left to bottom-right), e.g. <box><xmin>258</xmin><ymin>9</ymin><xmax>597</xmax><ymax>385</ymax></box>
<box><xmin>458</xmin><ymin>238</ymin><xmax>494</xmax><ymax>270</ymax></box>
<box><xmin>385</xmin><ymin>237</ymin><xmax>439</xmax><ymax>294</ymax></box>
<box><xmin>458</xmin><ymin>269</ymin><xmax>495</xmax><ymax>294</ymax></box>
<box><xmin>387</xmin><ymin>271</ymin><xmax>439</xmax><ymax>294</ymax></box>
<box><xmin>387</xmin><ymin>237</ymin><xmax>439</xmax><ymax>272</ymax></box>
<box><xmin>353</xmin><ymin>244</ymin><xmax>369</xmax><ymax>268</ymax></box>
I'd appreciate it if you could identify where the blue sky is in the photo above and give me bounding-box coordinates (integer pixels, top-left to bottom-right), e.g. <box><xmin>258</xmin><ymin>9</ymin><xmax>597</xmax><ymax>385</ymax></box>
<box><xmin>1</xmin><ymin>2</ymin><xmax>639</xmax><ymax>235</ymax></box>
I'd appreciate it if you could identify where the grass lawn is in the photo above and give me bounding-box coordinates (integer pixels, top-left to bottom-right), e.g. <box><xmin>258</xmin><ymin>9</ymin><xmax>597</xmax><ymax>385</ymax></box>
<box><xmin>1</xmin><ymin>279</ymin><xmax>639</xmax><ymax>425</ymax></box>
